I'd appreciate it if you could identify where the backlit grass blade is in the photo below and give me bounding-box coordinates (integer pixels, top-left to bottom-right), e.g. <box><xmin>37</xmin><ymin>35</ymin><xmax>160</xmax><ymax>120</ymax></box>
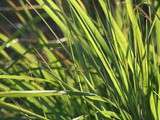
<box><xmin>125</xmin><ymin>0</ymin><xmax>144</xmax><ymax>56</ymax></box>
<box><xmin>68</xmin><ymin>0</ymin><xmax>127</xmax><ymax>103</ymax></box>
<box><xmin>0</xmin><ymin>90</ymin><xmax>95</xmax><ymax>98</ymax></box>
<box><xmin>99</xmin><ymin>0</ymin><xmax>128</xmax><ymax>56</ymax></box>
<box><xmin>150</xmin><ymin>91</ymin><xmax>158</xmax><ymax>120</ymax></box>
<box><xmin>125</xmin><ymin>0</ymin><xmax>148</xmax><ymax>94</ymax></box>
<box><xmin>0</xmin><ymin>75</ymin><xmax>53</xmax><ymax>84</ymax></box>
<box><xmin>35</xmin><ymin>0</ymin><xmax>68</xmax><ymax>35</ymax></box>
<box><xmin>155</xmin><ymin>7</ymin><xmax>160</xmax><ymax>119</ymax></box>
<box><xmin>0</xmin><ymin>100</ymin><xmax>48</xmax><ymax>120</ymax></box>
<box><xmin>0</xmin><ymin>33</ymin><xmax>38</xmax><ymax>68</ymax></box>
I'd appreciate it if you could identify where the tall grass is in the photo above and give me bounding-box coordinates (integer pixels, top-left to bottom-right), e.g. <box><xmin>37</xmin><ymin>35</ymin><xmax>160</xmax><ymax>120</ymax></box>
<box><xmin>0</xmin><ymin>0</ymin><xmax>160</xmax><ymax>119</ymax></box>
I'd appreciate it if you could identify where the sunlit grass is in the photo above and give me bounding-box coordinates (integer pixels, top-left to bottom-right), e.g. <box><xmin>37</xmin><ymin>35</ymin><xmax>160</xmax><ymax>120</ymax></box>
<box><xmin>0</xmin><ymin>0</ymin><xmax>160</xmax><ymax>119</ymax></box>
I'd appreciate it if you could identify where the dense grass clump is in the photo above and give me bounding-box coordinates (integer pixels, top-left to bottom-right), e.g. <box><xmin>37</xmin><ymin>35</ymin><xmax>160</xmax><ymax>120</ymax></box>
<box><xmin>0</xmin><ymin>0</ymin><xmax>160</xmax><ymax>119</ymax></box>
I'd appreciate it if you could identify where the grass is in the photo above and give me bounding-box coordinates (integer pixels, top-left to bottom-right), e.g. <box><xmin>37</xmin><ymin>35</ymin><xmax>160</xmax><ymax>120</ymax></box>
<box><xmin>0</xmin><ymin>0</ymin><xmax>160</xmax><ymax>119</ymax></box>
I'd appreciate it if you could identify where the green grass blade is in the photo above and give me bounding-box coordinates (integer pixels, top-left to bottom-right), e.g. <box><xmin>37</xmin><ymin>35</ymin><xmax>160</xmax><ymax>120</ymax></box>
<box><xmin>0</xmin><ymin>90</ymin><xmax>95</xmax><ymax>98</ymax></box>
